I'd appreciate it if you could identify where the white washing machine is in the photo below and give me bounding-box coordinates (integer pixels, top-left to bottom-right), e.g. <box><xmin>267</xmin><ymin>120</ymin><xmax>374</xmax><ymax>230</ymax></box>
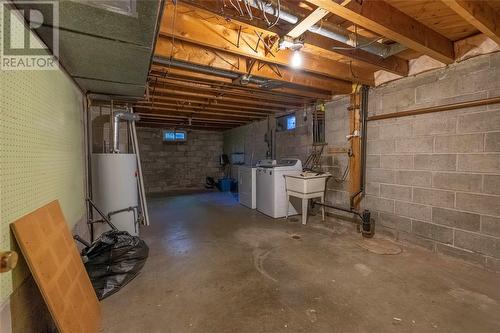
<box><xmin>256</xmin><ymin>159</ymin><xmax>302</xmax><ymax>218</ymax></box>
<box><xmin>238</xmin><ymin>165</ymin><xmax>257</xmax><ymax>209</ymax></box>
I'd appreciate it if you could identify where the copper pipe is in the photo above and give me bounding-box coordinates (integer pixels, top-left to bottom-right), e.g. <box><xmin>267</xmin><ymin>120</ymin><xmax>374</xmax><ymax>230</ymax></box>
<box><xmin>367</xmin><ymin>96</ymin><xmax>500</xmax><ymax>121</ymax></box>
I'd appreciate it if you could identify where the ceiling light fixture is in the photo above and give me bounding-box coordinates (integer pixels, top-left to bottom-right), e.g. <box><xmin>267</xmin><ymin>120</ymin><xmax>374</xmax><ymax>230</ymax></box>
<box><xmin>291</xmin><ymin>50</ymin><xmax>302</xmax><ymax>69</ymax></box>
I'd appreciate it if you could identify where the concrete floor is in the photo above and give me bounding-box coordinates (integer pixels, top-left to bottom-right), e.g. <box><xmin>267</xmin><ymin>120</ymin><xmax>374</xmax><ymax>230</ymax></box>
<box><xmin>103</xmin><ymin>192</ymin><xmax>500</xmax><ymax>333</ymax></box>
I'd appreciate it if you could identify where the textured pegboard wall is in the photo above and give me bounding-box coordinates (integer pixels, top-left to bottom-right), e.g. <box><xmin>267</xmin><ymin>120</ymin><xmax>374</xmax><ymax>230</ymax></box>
<box><xmin>0</xmin><ymin>14</ymin><xmax>85</xmax><ymax>303</ymax></box>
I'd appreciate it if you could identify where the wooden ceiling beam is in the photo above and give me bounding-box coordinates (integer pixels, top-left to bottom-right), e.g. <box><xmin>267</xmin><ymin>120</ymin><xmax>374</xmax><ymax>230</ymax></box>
<box><xmin>286</xmin><ymin>7</ymin><xmax>330</xmax><ymax>38</ymax></box>
<box><xmin>138</xmin><ymin>112</ymin><xmax>246</xmax><ymax>124</ymax></box>
<box><xmin>179</xmin><ymin>0</ymin><xmax>408</xmax><ymax>76</ymax></box>
<box><xmin>135</xmin><ymin>104</ymin><xmax>268</xmax><ymax>119</ymax></box>
<box><xmin>138</xmin><ymin>123</ymin><xmax>230</xmax><ymax>131</ymax></box>
<box><xmin>137</xmin><ymin>121</ymin><xmax>231</xmax><ymax>131</ymax></box>
<box><xmin>151</xmin><ymin>86</ymin><xmax>302</xmax><ymax>108</ymax></box>
<box><xmin>442</xmin><ymin>0</ymin><xmax>500</xmax><ymax>45</ymax></box>
<box><xmin>149</xmin><ymin>80</ymin><xmax>308</xmax><ymax>104</ymax></box>
<box><xmin>142</xmin><ymin>94</ymin><xmax>283</xmax><ymax>113</ymax></box>
<box><xmin>137</xmin><ymin>100</ymin><xmax>273</xmax><ymax>116</ymax></box>
<box><xmin>149</xmin><ymin>67</ymin><xmax>332</xmax><ymax>100</ymax></box>
<box><xmin>305</xmin><ymin>0</ymin><xmax>455</xmax><ymax>64</ymax></box>
<box><xmin>155</xmin><ymin>38</ymin><xmax>352</xmax><ymax>94</ymax></box>
<box><xmin>159</xmin><ymin>3</ymin><xmax>374</xmax><ymax>85</ymax></box>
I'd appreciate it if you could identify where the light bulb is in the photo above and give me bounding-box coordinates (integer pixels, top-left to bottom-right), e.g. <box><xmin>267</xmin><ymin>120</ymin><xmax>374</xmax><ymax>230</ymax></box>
<box><xmin>291</xmin><ymin>50</ymin><xmax>302</xmax><ymax>69</ymax></box>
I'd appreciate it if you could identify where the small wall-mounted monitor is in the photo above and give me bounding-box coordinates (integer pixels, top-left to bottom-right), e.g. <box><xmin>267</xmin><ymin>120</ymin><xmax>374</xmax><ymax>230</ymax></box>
<box><xmin>163</xmin><ymin>130</ymin><xmax>187</xmax><ymax>142</ymax></box>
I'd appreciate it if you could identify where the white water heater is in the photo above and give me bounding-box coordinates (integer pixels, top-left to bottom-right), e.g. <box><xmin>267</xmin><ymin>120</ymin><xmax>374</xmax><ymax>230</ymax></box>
<box><xmin>92</xmin><ymin>153</ymin><xmax>139</xmax><ymax>238</ymax></box>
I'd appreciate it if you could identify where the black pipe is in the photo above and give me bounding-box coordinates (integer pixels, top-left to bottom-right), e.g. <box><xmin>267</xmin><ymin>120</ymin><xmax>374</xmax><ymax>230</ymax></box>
<box><xmin>361</xmin><ymin>85</ymin><xmax>369</xmax><ymax>192</ymax></box>
<box><xmin>312</xmin><ymin>200</ymin><xmax>363</xmax><ymax>219</ymax></box>
<box><xmin>312</xmin><ymin>200</ymin><xmax>374</xmax><ymax>237</ymax></box>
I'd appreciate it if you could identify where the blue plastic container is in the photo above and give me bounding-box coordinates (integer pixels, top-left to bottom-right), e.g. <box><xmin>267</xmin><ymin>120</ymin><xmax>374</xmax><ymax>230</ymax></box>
<box><xmin>219</xmin><ymin>178</ymin><xmax>232</xmax><ymax>192</ymax></box>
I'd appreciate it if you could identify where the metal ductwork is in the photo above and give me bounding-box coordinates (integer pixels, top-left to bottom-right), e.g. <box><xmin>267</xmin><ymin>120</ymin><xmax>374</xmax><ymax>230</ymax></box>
<box><xmin>153</xmin><ymin>57</ymin><xmax>274</xmax><ymax>87</ymax></box>
<box><xmin>246</xmin><ymin>0</ymin><xmax>406</xmax><ymax>58</ymax></box>
<box><xmin>112</xmin><ymin>110</ymin><xmax>140</xmax><ymax>153</ymax></box>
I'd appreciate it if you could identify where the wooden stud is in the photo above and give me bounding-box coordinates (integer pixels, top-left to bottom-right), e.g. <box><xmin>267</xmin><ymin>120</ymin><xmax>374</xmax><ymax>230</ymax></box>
<box><xmin>286</xmin><ymin>7</ymin><xmax>330</xmax><ymax>39</ymax></box>
<box><xmin>142</xmin><ymin>94</ymin><xmax>284</xmax><ymax>113</ymax></box>
<box><xmin>154</xmin><ymin>38</ymin><xmax>353</xmax><ymax>94</ymax></box>
<box><xmin>135</xmin><ymin>105</ymin><xmax>267</xmax><ymax>120</ymax></box>
<box><xmin>182</xmin><ymin>0</ymin><xmax>409</xmax><ymax>76</ymax></box>
<box><xmin>306</xmin><ymin>0</ymin><xmax>455</xmax><ymax>64</ymax></box>
<box><xmin>159</xmin><ymin>4</ymin><xmax>375</xmax><ymax>85</ymax></box>
<box><xmin>151</xmin><ymin>86</ymin><xmax>294</xmax><ymax>108</ymax></box>
<box><xmin>443</xmin><ymin>0</ymin><xmax>500</xmax><ymax>45</ymax></box>
<box><xmin>349</xmin><ymin>87</ymin><xmax>361</xmax><ymax>209</ymax></box>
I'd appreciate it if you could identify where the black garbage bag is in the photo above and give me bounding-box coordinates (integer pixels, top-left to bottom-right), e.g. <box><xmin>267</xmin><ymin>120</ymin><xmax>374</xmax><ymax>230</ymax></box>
<box><xmin>82</xmin><ymin>230</ymin><xmax>149</xmax><ymax>300</ymax></box>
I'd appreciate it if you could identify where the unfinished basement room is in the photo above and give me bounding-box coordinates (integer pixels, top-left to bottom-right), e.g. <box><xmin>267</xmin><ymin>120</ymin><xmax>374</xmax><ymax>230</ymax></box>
<box><xmin>2</xmin><ymin>0</ymin><xmax>500</xmax><ymax>332</ymax></box>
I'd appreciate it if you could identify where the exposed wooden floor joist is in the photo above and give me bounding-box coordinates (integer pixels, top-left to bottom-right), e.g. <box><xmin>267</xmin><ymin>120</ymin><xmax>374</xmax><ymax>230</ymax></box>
<box><xmin>135</xmin><ymin>0</ymin><xmax>500</xmax><ymax>129</ymax></box>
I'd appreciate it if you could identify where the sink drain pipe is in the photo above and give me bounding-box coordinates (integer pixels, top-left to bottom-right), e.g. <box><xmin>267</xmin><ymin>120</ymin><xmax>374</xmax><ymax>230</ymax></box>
<box><xmin>311</xmin><ymin>201</ymin><xmax>373</xmax><ymax>238</ymax></box>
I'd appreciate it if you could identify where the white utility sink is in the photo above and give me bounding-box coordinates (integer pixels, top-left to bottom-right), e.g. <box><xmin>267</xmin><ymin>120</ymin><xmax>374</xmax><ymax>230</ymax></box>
<box><xmin>284</xmin><ymin>172</ymin><xmax>331</xmax><ymax>225</ymax></box>
<box><xmin>284</xmin><ymin>172</ymin><xmax>331</xmax><ymax>194</ymax></box>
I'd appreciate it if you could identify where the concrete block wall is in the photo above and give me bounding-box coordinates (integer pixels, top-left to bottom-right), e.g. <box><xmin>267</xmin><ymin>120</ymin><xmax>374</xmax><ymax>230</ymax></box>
<box><xmin>137</xmin><ymin>127</ymin><xmax>223</xmax><ymax>194</ymax></box>
<box><xmin>325</xmin><ymin>53</ymin><xmax>500</xmax><ymax>270</ymax></box>
<box><xmin>223</xmin><ymin>119</ymin><xmax>271</xmax><ymax>165</ymax></box>
<box><xmin>322</xmin><ymin>98</ymin><xmax>352</xmax><ymax>209</ymax></box>
<box><xmin>223</xmin><ymin>111</ymin><xmax>313</xmax><ymax>164</ymax></box>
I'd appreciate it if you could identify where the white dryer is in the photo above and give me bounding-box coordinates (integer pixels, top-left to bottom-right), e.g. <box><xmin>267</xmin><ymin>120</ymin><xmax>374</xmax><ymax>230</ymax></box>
<box><xmin>238</xmin><ymin>165</ymin><xmax>257</xmax><ymax>209</ymax></box>
<box><xmin>256</xmin><ymin>159</ymin><xmax>302</xmax><ymax>218</ymax></box>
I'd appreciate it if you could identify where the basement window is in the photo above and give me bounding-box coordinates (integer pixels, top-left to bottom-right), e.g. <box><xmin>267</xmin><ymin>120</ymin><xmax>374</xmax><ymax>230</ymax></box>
<box><xmin>287</xmin><ymin>115</ymin><xmax>296</xmax><ymax>130</ymax></box>
<box><xmin>163</xmin><ymin>130</ymin><xmax>187</xmax><ymax>142</ymax></box>
<box><xmin>276</xmin><ymin>114</ymin><xmax>296</xmax><ymax>132</ymax></box>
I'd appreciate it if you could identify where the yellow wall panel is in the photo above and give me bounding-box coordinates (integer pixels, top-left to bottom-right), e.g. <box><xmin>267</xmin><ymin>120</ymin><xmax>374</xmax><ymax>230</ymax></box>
<box><xmin>0</xmin><ymin>27</ymin><xmax>85</xmax><ymax>304</ymax></box>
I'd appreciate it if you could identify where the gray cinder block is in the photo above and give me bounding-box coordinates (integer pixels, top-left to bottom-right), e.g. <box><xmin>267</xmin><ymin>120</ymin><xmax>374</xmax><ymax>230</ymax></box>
<box><xmin>395</xmin><ymin>201</ymin><xmax>432</xmax><ymax>221</ymax></box>
<box><xmin>481</xmin><ymin>216</ymin><xmax>500</xmax><ymax>237</ymax></box>
<box><xmin>413</xmin><ymin>188</ymin><xmax>455</xmax><ymax>208</ymax></box>
<box><xmin>414</xmin><ymin>154</ymin><xmax>456</xmax><ymax>171</ymax></box>
<box><xmin>456</xmin><ymin>193</ymin><xmax>500</xmax><ymax>216</ymax></box>
<box><xmin>434</xmin><ymin>134</ymin><xmax>484</xmax><ymax>153</ymax></box>
<box><xmin>432</xmin><ymin>207</ymin><xmax>480</xmax><ymax>231</ymax></box>
<box><xmin>454</xmin><ymin>230</ymin><xmax>500</xmax><ymax>258</ymax></box>
<box><xmin>412</xmin><ymin>220</ymin><xmax>453</xmax><ymax>244</ymax></box>
<box><xmin>458</xmin><ymin>154</ymin><xmax>500</xmax><ymax>173</ymax></box>
<box><xmin>432</xmin><ymin>172</ymin><xmax>482</xmax><ymax>192</ymax></box>
<box><xmin>380</xmin><ymin>184</ymin><xmax>412</xmax><ymax>201</ymax></box>
<box><xmin>396</xmin><ymin>170</ymin><xmax>432</xmax><ymax>186</ymax></box>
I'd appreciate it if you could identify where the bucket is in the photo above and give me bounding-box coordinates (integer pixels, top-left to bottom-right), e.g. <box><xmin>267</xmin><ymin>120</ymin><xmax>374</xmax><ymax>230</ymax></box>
<box><xmin>219</xmin><ymin>178</ymin><xmax>233</xmax><ymax>192</ymax></box>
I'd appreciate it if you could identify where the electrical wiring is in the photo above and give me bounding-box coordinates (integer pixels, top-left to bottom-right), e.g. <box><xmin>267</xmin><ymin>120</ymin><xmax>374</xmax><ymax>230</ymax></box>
<box><xmin>333</xmin><ymin>153</ymin><xmax>351</xmax><ymax>183</ymax></box>
<box><xmin>330</xmin><ymin>24</ymin><xmax>382</xmax><ymax>51</ymax></box>
<box><xmin>162</xmin><ymin>1</ymin><xmax>178</xmax><ymax>78</ymax></box>
<box><xmin>258</xmin><ymin>0</ymin><xmax>271</xmax><ymax>25</ymax></box>
<box><xmin>217</xmin><ymin>0</ymin><xmax>282</xmax><ymax>28</ymax></box>
<box><xmin>235</xmin><ymin>0</ymin><xmax>244</xmax><ymax>16</ymax></box>
<box><xmin>331</xmin><ymin>37</ymin><xmax>381</xmax><ymax>51</ymax></box>
<box><xmin>266</xmin><ymin>0</ymin><xmax>280</xmax><ymax>28</ymax></box>
<box><xmin>229</xmin><ymin>0</ymin><xmax>243</xmax><ymax>16</ymax></box>
<box><xmin>242</xmin><ymin>0</ymin><xmax>253</xmax><ymax>20</ymax></box>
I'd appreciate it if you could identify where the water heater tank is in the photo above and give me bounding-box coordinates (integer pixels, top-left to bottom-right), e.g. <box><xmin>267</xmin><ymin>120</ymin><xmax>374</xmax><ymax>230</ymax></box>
<box><xmin>92</xmin><ymin>153</ymin><xmax>139</xmax><ymax>238</ymax></box>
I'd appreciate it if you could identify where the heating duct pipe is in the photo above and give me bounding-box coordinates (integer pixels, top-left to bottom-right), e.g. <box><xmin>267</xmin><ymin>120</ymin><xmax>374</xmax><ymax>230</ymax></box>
<box><xmin>112</xmin><ymin>110</ymin><xmax>140</xmax><ymax>153</ymax></box>
<box><xmin>153</xmin><ymin>57</ymin><xmax>272</xmax><ymax>85</ymax></box>
<box><xmin>246</xmin><ymin>0</ymin><xmax>406</xmax><ymax>58</ymax></box>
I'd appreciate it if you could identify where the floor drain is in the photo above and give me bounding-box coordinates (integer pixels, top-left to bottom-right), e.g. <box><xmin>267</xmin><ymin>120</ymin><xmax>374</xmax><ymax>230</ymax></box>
<box><xmin>291</xmin><ymin>235</ymin><xmax>301</xmax><ymax>240</ymax></box>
